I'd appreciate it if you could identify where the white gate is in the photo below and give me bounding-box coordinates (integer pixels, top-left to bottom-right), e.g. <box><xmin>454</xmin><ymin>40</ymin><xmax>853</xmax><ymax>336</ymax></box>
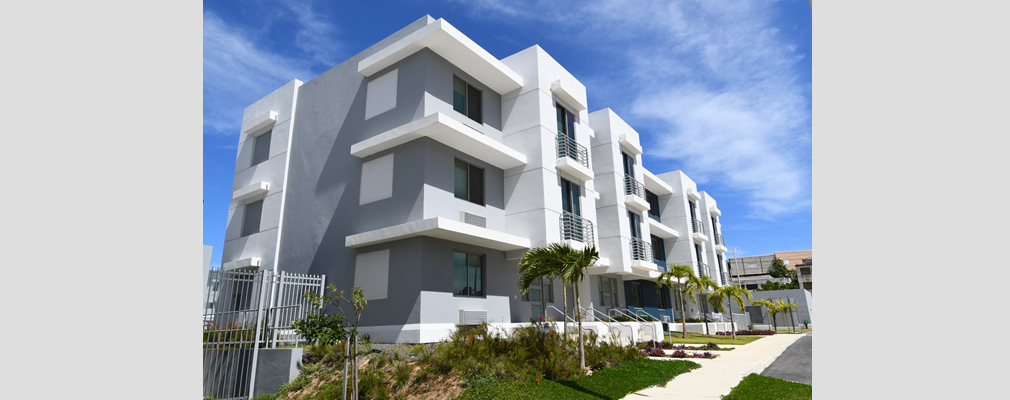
<box><xmin>202</xmin><ymin>269</ymin><xmax>325</xmax><ymax>400</ymax></box>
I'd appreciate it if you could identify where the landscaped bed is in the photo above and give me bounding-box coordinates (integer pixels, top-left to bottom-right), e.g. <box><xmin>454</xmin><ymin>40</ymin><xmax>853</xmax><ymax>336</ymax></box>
<box><xmin>253</xmin><ymin>321</ymin><xmax>700</xmax><ymax>400</ymax></box>
<box><xmin>721</xmin><ymin>373</ymin><xmax>812</xmax><ymax>400</ymax></box>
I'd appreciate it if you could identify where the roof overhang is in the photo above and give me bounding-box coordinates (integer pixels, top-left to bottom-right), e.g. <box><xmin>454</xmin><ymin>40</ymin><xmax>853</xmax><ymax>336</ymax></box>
<box><xmin>350</xmin><ymin>112</ymin><xmax>527</xmax><ymax>170</ymax></box>
<box><xmin>642</xmin><ymin>169</ymin><xmax>673</xmax><ymax>195</ymax></box>
<box><xmin>647</xmin><ymin>218</ymin><xmax>679</xmax><ymax>239</ymax></box>
<box><xmin>358</xmin><ymin>19</ymin><xmax>523</xmax><ymax>94</ymax></box>
<box><xmin>345</xmin><ymin>217</ymin><xmax>531</xmax><ymax>251</ymax></box>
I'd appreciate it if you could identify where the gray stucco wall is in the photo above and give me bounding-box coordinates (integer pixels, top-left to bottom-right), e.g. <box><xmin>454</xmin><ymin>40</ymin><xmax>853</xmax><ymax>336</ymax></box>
<box><xmin>272</xmin><ymin>16</ymin><xmax>518</xmax><ymax>333</ymax></box>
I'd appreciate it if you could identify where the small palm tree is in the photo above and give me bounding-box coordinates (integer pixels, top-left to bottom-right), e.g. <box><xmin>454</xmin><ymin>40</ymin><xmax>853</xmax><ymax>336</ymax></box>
<box><xmin>683</xmin><ymin>275</ymin><xmax>718</xmax><ymax>334</ymax></box>
<box><xmin>656</xmin><ymin>265</ymin><xmax>696</xmax><ymax>339</ymax></box>
<box><xmin>518</xmin><ymin>243</ymin><xmax>571</xmax><ymax>338</ymax></box>
<box><xmin>707</xmin><ymin>285</ymin><xmax>753</xmax><ymax>340</ymax></box>
<box><xmin>751</xmin><ymin>299</ymin><xmax>776</xmax><ymax>330</ymax></box>
<box><xmin>518</xmin><ymin>243</ymin><xmax>598</xmax><ymax>374</ymax></box>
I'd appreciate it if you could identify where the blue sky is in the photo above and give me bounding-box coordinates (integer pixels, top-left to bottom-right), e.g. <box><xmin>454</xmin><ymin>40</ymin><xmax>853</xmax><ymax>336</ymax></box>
<box><xmin>203</xmin><ymin>0</ymin><xmax>812</xmax><ymax>269</ymax></box>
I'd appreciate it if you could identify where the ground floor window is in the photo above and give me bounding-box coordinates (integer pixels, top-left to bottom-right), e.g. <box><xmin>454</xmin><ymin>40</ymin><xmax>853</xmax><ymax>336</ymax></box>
<box><xmin>630</xmin><ymin>282</ymin><xmax>644</xmax><ymax>308</ymax></box>
<box><xmin>599</xmin><ymin>277</ymin><xmax>618</xmax><ymax>308</ymax></box>
<box><xmin>453</xmin><ymin>251</ymin><xmax>484</xmax><ymax>297</ymax></box>
<box><xmin>656</xmin><ymin>285</ymin><xmax>668</xmax><ymax>310</ymax></box>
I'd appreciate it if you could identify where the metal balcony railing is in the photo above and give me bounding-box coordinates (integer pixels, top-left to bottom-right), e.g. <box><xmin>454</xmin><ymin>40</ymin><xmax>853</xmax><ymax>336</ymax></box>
<box><xmin>714</xmin><ymin>233</ymin><xmax>724</xmax><ymax>246</ymax></box>
<box><xmin>624</xmin><ymin>175</ymin><xmax>646</xmax><ymax>199</ymax></box>
<box><xmin>629</xmin><ymin>237</ymin><xmax>653</xmax><ymax>262</ymax></box>
<box><xmin>560</xmin><ymin>211</ymin><xmax>594</xmax><ymax>244</ymax></box>
<box><xmin>692</xmin><ymin>218</ymin><xmax>705</xmax><ymax>234</ymax></box>
<box><xmin>721</xmin><ymin>270</ymin><xmax>729</xmax><ymax>286</ymax></box>
<box><xmin>556</xmin><ymin>133</ymin><xmax>590</xmax><ymax>169</ymax></box>
<box><xmin>697</xmin><ymin>262</ymin><xmax>709</xmax><ymax>277</ymax></box>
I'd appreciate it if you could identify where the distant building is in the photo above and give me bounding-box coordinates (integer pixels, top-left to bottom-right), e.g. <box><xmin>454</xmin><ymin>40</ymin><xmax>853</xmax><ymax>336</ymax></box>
<box><xmin>795</xmin><ymin>257</ymin><xmax>812</xmax><ymax>292</ymax></box>
<box><xmin>728</xmin><ymin>250</ymin><xmax>812</xmax><ymax>291</ymax></box>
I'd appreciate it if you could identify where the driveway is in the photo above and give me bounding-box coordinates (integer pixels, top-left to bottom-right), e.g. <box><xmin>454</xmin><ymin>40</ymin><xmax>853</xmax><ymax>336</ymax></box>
<box><xmin>760</xmin><ymin>334</ymin><xmax>812</xmax><ymax>384</ymax></box>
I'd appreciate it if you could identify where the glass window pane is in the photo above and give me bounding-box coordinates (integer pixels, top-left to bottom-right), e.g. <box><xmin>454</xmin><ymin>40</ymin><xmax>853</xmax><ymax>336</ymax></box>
<box><xmin>453</xmin><ymin>77</ymin><xmax>467</xmax><ymax>114</ymax></box>
<box><xmin>531</xmin><ymin>289</ymin><xmax>541</xmax><ymax>302</ymax></box>
<box><xmin>570</xmin><ymin>182</ymin><xmax>581</xmax><ymax>216</ymax></box>
<box><xmin>453</xmin><ymin>252</ymin><xmax>468</xmax><ymax>295</ymax></box>
<box><xmin>566</xmin><ymin>111</ymin><xmax>575</xmax><ymax>140</ymax></box>
<box><xmin>469</xmin><ymin>164</ymin><xmax>484</xmax><ymax>205</ymax></box>
<box><xmin>252</xmin><ymin>130</ymin><xmax>271</xmax><ymax>166</ymax></box>
<box><xmin>468</xmin><ymin>254</ymin><xmax>483</xmax><ymax>296</ymax></box>
<box><xmin>532</xmin><ymin>305</ymin><xmax>542</xmax><ymax>317</ymax></box>
<box><xmin>557</xmin><ymin>105</ymin><xmax>565</xmax><ymax>134</ymax></box>
<box><xmin>467</xmin><ymin>84</ymin><xmax>482</xmax><ymax>123</ymax></box>
<box><xmin>242</xmin><ymin>200</ymin><xmax>263</xmax><ymax>237</ymax></box>
<box><xmin>454</xmin><ymin>159</ymin><xmax>468</xmax><ymax>200</ymax></box>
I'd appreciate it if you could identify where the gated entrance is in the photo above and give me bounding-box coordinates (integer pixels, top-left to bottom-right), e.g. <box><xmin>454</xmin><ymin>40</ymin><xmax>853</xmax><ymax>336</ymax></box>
<box><xmin>203</xmin><ymin>269</ymin><xmax>325</xmax><ymax>400</ymax></box>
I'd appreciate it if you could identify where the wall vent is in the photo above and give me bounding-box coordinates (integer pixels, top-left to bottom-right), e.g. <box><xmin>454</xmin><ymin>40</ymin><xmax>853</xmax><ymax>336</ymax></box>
<box><xmin>460</xmin><ymin>211</ymin><xmax>487</xmax><ymax>228</ymax></box>
<box><xmin>459</xmin><ymin>309</ymin><xmax>488</xmax><ymax>325</ymax></box>
<box><xmin>661</xmin><ymin>315</ymin><xmax>670</xmax><ymax>323</ymax></box>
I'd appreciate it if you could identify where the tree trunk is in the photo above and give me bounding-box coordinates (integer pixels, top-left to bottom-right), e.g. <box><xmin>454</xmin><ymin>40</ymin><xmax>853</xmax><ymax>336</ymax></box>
<box><xmin>728</xmin><ymin>300</ymin><xmax>737</xmax><ymax>340</ymax></box>
<box><xmin>575</xmin><ymin>285</ymin><xmax>585</xmax><ymax>373</ymax></box>
<box><xmin>677</xmin><ymin>282</ymin><xmax>687</xmax><ymax>338</ymax></box>
<box><xmin>563</xmin><ymin>283</ymin><xmax>568</xmax><ymax>349</ymax></box>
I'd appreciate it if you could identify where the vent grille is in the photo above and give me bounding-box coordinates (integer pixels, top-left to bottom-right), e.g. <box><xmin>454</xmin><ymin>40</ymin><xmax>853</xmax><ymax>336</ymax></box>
<box><xmin>459</xmin><ymin>309</ymin><xmax>488</xmax><ymax>325</ymax></box>
<box><xmin>461</xmin><ymin>212</ymin><xmax>487</xmax><ymax>228</ymax></box>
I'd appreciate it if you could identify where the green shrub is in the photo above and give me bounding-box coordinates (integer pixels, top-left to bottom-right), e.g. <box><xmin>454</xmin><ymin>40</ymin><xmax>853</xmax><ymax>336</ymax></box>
<box><xmin>292</xmin><ymin>312</ymin><xmax>348</xmax><ymax>346</ymax></box>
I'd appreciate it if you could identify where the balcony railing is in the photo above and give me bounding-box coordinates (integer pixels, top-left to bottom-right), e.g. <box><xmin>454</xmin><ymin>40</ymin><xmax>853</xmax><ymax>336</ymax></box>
<box><xmin>556</xmin><ymin>133</ymin><xmax>590</xmax><ymax>169</ymax></box>
<box><xmin>624</xmin><ymin>175</ymin><xmax>646</xmax><ymax>199</ymax></box>
<box><xmin>714</xmin><ymin>233</ymin><xmax>724</xmax><ymax>246</ymax></box>
<box><xmin>629</xmin><ymin>237</ymin><xmax>653</xmax><ymax>262</ymax></box>
<box><xmin>692</xmin><ymin>218</ymin><xmax>705</xmax><ymax>234</ymax></box>
<box><xmin>696</xmin><ymin>262</ymin><xmax>709</xmax><ymax>277</ymax></box>
<box><xmin>560</xmin><ymin>211</ymin><xmax>594</xmax><ymax>244</ymax></box>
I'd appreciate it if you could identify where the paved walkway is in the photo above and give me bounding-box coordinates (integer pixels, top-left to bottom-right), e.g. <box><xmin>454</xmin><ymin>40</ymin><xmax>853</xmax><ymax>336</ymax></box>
<box><xmin>623</xmin><ymin>333</ymin><xmax>809</xmax><ymax>400</ymax></box>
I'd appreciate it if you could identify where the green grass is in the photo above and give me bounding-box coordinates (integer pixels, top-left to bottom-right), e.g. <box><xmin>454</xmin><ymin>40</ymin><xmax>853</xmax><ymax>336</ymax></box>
<box><xmin>722</xmin><ymin>374</ymin><xmax>811</xmax><ymax>400</ymax></box>
<box><xmin>455</xmin><ymin>359</ymin><xmax>700</xmax><ymax>400</ymax></box>
<box><xmin>664</xmin><ymin>332</ymin><xmax>764</xmax><ymax>345</ymax></box>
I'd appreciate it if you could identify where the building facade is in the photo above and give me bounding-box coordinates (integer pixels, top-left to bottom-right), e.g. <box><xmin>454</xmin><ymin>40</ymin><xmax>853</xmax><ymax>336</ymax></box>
<box><xmin>219</xmin><ymin>16</ymin><xmax>729</xmax><ymax>342</ymax></box>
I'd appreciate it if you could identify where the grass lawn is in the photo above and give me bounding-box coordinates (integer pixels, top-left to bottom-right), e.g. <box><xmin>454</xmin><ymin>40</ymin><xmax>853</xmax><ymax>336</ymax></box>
<box><xmin>722</xmin><ymin>373</ymin><xmax>811</xmax><ymax>400</ymax></box>
<box><xmin>664</xmin><ymin>332</ymin><xmax>765</xmax><ymax>345</ymax></box>
<box><xmin>455</xmin><ymin>359</ymin><xmax>700</xmax><ymax>400</ymax></box>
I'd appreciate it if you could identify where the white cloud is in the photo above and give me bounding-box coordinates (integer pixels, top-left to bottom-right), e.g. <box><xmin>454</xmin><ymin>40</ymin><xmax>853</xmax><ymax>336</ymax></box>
<box><xmin>203</xmin><ymin>10</ymin><xmax>326</xmax><ymax>135</ymax></box>
<box><xmin>451</xmin><ymin>0</ymin><xmax>810</xmax><ymax>218</ymax></box>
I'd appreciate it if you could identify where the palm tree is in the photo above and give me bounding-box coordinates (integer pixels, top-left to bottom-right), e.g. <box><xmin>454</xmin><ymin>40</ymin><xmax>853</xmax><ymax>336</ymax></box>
<box><xmin>656</xmin><ymin>265</ymin><xmax>696</xmax><ymax>338</ymax></box>
<box><xmin>518</xmin><ymin>243</ymin><xmax>599</xmax><ymax>374</ymax></box>
<box><xmin>683</xmin><ymin>275</ymin><xmax>718</xmax><ymax>334</ymax></box>
<box><xmin>518</xmin><ymin>243</ymin><xmax>571</xmax><ymax>339</ymax></box>
<box><xmin>560</xmin><ymin>244</ymin><xmax>599</xmax><ymax>373</ymax></box>
<box><xmin>707</xmin><ymin>285</ymin><xmax>753</xmax><ymax>340</ymax></box>
<box><xmin>751</xmin><ymin>299</ymin><xmax>776</xmax><ymax>330</ymax></box>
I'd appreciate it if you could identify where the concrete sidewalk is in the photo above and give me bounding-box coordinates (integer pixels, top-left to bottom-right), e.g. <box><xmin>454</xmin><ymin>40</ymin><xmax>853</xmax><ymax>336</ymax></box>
<box><xmin>623</xmin><ymin>333</ymin><xmax>809</xmax><ymax>400</ymax></box>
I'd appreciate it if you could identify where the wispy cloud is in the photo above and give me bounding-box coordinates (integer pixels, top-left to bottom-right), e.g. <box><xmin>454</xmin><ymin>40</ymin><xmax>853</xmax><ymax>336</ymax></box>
<box><xmin>451</xmin><ymin>0</ymin><xmax>810</xmax><ymax>219</ymax></box>
<box><xmin>203</xmin><ymin>4</ymin><xmax>341</xmax><ymax>136</ymax></box>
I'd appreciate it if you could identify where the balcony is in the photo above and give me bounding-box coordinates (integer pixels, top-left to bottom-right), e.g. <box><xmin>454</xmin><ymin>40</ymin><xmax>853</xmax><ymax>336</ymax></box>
<box><xmin>560</xmin><ymin>211</ymin><xmax>594</xmax><ymax>246</ymax></box>
<box><xmin>624</xmin><ymin>175</ymin><xmax>650</xmax><ymax>212</ymax></box>
<box><xmin>691</xmin><ymin>219</ymin><xmax>709</xmax><ymax>243</ymax></box>
<box><xmin>696</xmin><ymin>262</ymin><xmax>709</xmax><ymax>278</ymax></box>
<box><xmin>647</xmin><ymin>217</ymin><xmax>679</xmax><ymax>239</ymax></box>
<box><xmin>629</xmin><ymin>237</ymin><xmax>653</xmax><ymax>262</ymax></box>
<box><xmin>556</xmin><ymin>133</ymin><xmax>593</xmax><ymax>182</ymax></box>
<box><xmin>350</xmin><ymin>112</ymin><xmax>527</xmax><ymax>170</ymax></box>
<box><xmin>714</xmin><ymin>233</ymin><xmax>728</xmax><ymax>253</ymax></box>
<box><xmin>345</xmin><ymin>217</ymin><xmax>530</xmax><ymax>251</ymax></box>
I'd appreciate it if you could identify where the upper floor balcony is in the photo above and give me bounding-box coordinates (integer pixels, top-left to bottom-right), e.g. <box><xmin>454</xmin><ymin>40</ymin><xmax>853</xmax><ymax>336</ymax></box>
<box><xmin>691</xmin><ymin>219</ymin><xmax>709</xmax><ymax>243</ymax></box>
<box><xmin>696</xmin><ymin>262</ymin><xmax>709</xmax><ymax>278</ymax></box>
<box><xmin>713</xmin><ymin>233</ymin><xmax>727</xmax><ymax>253</ymax></box>
<box><xmin>624</xmin><ymin>175</ymin><xmax>650</xmax><ymax>213</ymax></box>
<box><xmin>629</xmin><ymin>236</ymin><xmax>658</xmax><ymax>278</ymax></box>
<box><xmin>555</xmin><ymin>133</ymin><xmax>593</xmax><ymax>182</ymax></box>
<box><xmin>560</xmin><ymin>211</ymin><xmax>594</xmax><ymax>247</ymax></box>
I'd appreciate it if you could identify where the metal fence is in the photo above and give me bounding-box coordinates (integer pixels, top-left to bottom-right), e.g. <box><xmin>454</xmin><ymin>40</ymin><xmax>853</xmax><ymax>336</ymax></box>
<box><xmin>560</xmin><ymin>211</ymin><xmax>594</xmax><ymax>244</ymax></box>
<box><xmin>556</xmin><ymin>132</ymin><xmax>590</xmax><ymax>169</ymax></box>
<box><xmin>203</xmin><ymin>269</ymin><xmax>325</xmax><ymax>400</ymax></box>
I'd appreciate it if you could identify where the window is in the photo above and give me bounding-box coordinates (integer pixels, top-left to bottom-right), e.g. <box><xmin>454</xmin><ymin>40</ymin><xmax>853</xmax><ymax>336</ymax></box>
<box><xmin>646</xmin><ymin>190</ymin><xmax>661</xmax><ymax>221</ymax></box>
<box><xmin>453</xmin><ymin>76</ymin><xmax>482</xmax><ymax>124</ymax></box>
<box><xmin>711</xmin><ymin>216</ymin><xmax>718</xmax><ymax>235</ymax></box>
<box><xmin>630</xmin><ymin>282</ymin><xmax>643</xmax><ymax>308</ymax></box>
<box><xmin>454</xmin><ymin>159</ymin><xmax>484</xmax><ymax>205</ymax></box>
<box><xmin>252</xmin><ymin>130</ymin><xmax>271</xmax><ymax>166</ymax></box>
<box><xmin>689</xmin><ymin>200</ymin><xmax>699</xmax><ymax>231</ymax></box>
<box><xmin>599</xmin><ymin>277</ymin><xmax>619</xmax><ymax>308</ymax></box>
<box><xmin>453</xmin><ymin>251</ymin><xmax>484</xmax><ymax>297</ymax></box>
<box><xmin>241</xmin><ymin>200</ymin><xmax>263</xmax><ymax>237</ymax></box>
<box><xmin>556</xmin><ymin>103</ymin><xmax>576</xmax><ymax>139</ymax></box>
<box><xmin>695</xmin><ymin>243</ymin><xmax>704</xmax><ymax>275</ymax></box>
<box><xmin>628</xmin><ymin>211</ymin><xmax>642</xmax><ymax>239</ymax></box>
<box><xmin>561</xmin><ymin>179</ymin><xmax>581</xmax><ymax>216</ymax></box>
<box><xmin>522</xmin><ymin>277</ymin><xmax>554</xmax><ymax>302</ymax></box>
<box><xmin>622</xmin><ymin>152</ymin><xmax>635</xmax><ymax>177</ymax></box>
<box><xmin>651</xmin><ymin>235</ymin><xmax>666</xmax><ymax>267</ymax></box>
<box><xmin>656</xmin><ymin>285</ymin><xmax>668</xmax><ymax>310</ymax></box>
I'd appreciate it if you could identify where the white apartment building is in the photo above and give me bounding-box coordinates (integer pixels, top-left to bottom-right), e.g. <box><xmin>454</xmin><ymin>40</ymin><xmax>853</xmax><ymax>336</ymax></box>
<box><xmin>218</xmin><ymin>16</ymin><xmax>729</xmax><ymax>342</ymax></box>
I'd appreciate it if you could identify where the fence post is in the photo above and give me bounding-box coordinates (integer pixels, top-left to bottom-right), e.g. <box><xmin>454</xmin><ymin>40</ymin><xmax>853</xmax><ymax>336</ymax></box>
<box><xmin>248</xmin><ymin>270</ymin><xmax>272</xmax><ymax>398</ymax></box>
